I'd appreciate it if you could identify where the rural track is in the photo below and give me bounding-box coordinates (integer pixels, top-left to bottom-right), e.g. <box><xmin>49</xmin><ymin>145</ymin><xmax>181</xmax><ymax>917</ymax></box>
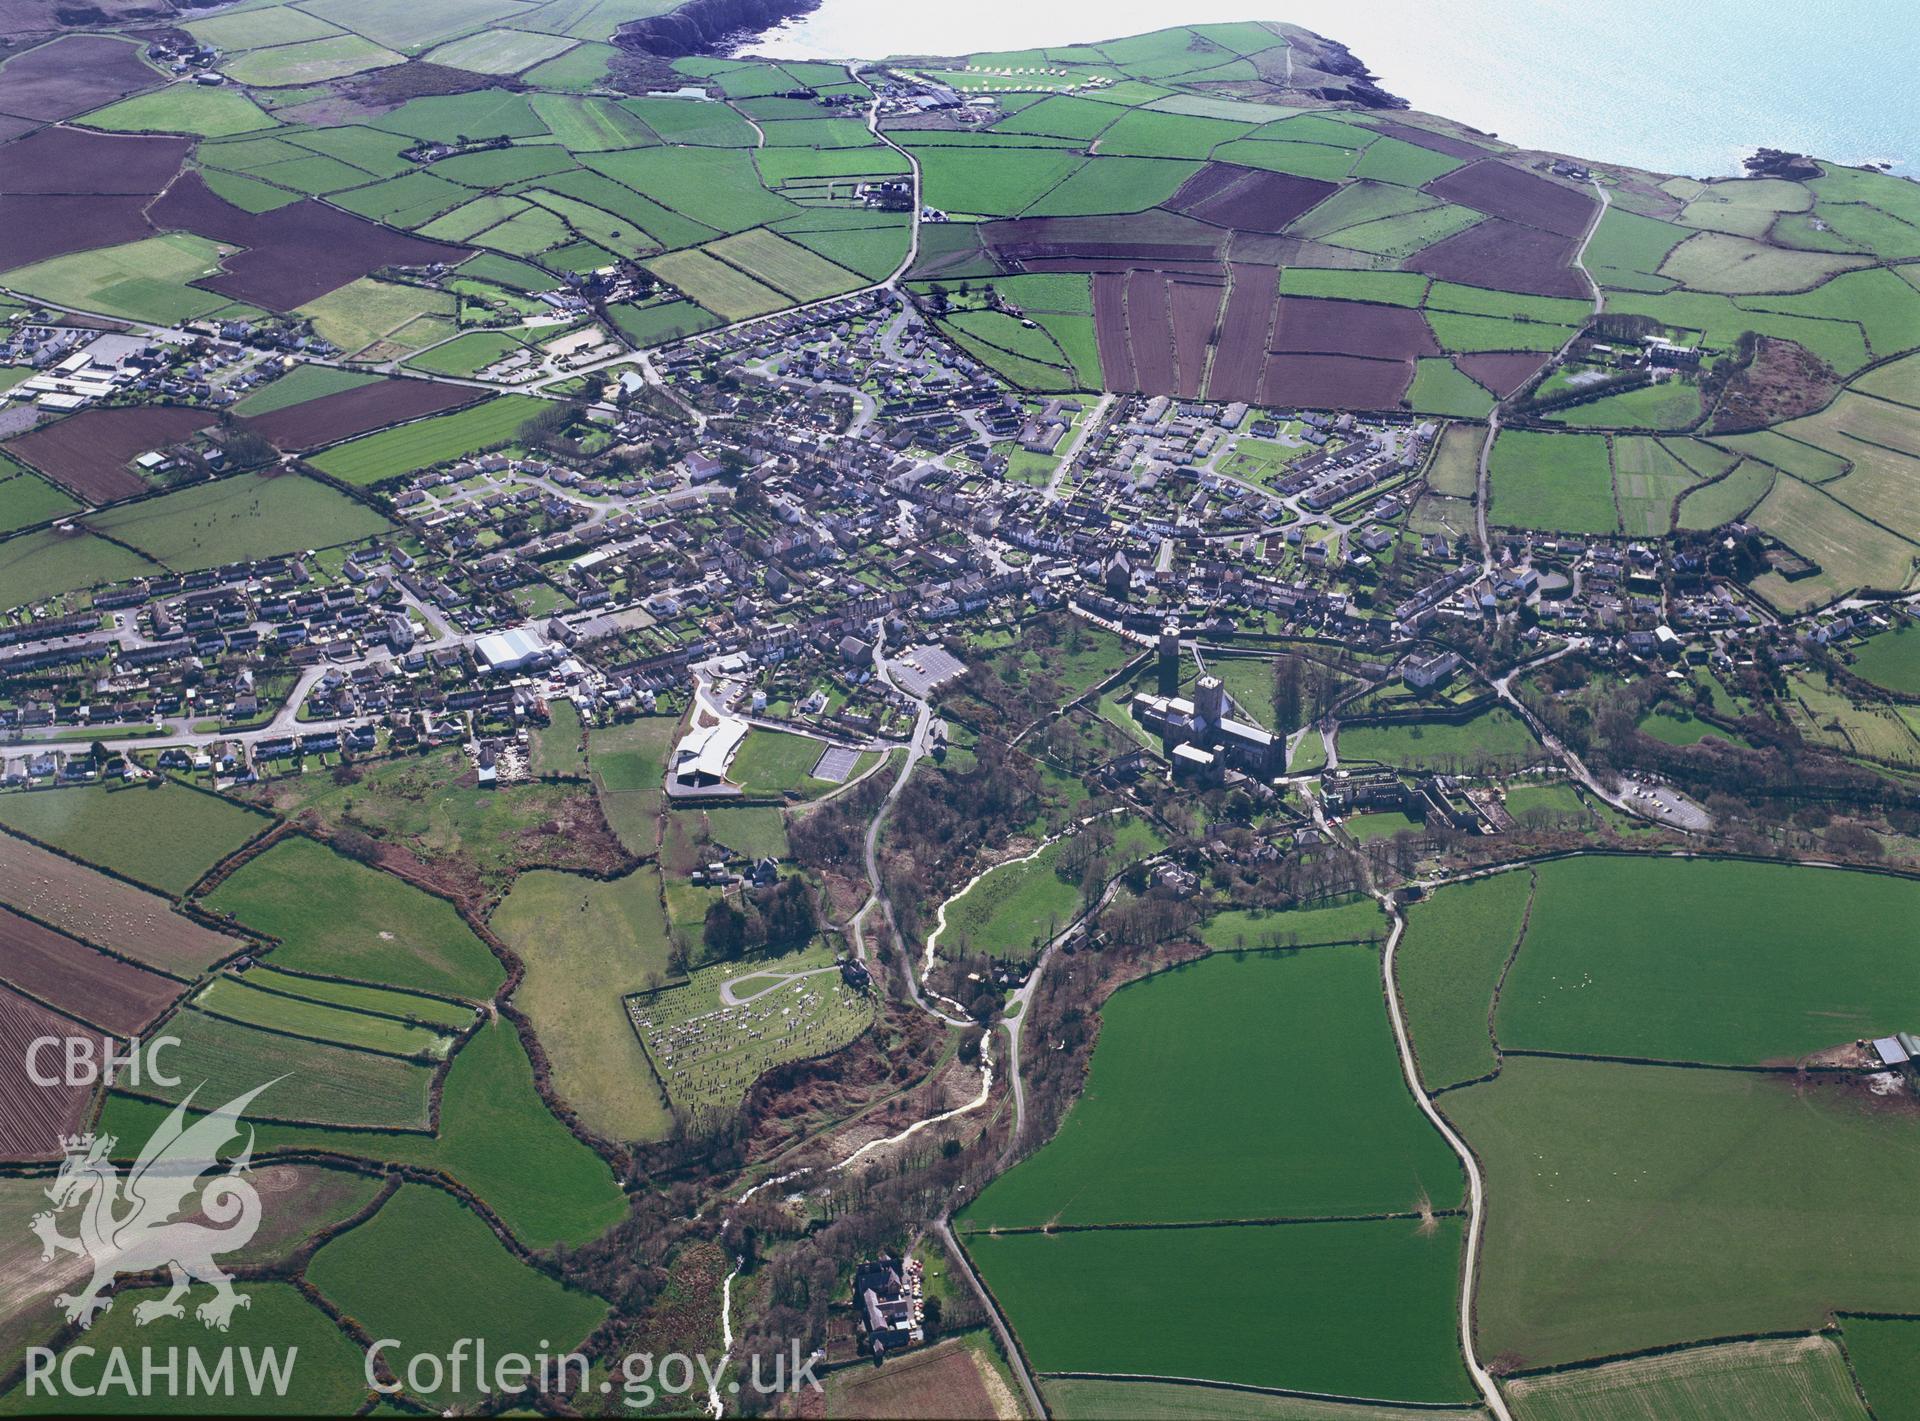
<box><xmin>1377</xmin><ymin>894</ymin><xmax>1513</xmax><ymax>1421</ymax></box>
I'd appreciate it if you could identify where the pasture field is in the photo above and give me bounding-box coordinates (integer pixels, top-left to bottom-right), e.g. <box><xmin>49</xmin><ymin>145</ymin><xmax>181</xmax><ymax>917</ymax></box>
<box><xmin>589</xmin><ymin>714</ymin><xmax>679</xmax><ymax>850</ymax></box>
<box><xmin>1026</xmin><ymin>155</ymin><xmax>1202</xmax><ymax>217</ymax></box>
<box><xmin>1606</xmin><ymin>433</ymin><xmax>1699</xmax><ymax>532</ymax></box>
<box><xmin>530</xmin><ymin>699</ymin><xmax>588</xmax><ymax>778</ymax></box>
<box><xmin>402</xmin><ymin>329</ymin><xmax>529</xmax><ymax>377</ymax></box>
<box><xmin>1047</xmin><ymin>1380</ymin><xmax>1481</xmax><ymax>1420</ymax></box>
<box><xmin>967</xmin><ymin>1219</ymin><xmax>1473</xmax><ymax>1403</ymax></box>
<box><xmin>204</xmin><ymin>835</ymin><xmax>504</xmax><ymax>1000</ymax></box>
<box><xmin>915</xmin><ymin>144</ymin><xmax>1085</xmax><ymax>217</ymax></box>
<box><xmin>1338</xmin><ymin>708</ymin><xmax>1539</xmax><ymax>771</ymax></box>
<box><xmin>0</xmin><ymin>831</ymin><xmax>239</xmax><ymax>971</ymax></box>
<box><xmin>193</xmin><ymin>974</ymin><xmax>454</xmax><ymax>1058</ymax></box>
<box><xmin>1850</xmin><ymin>622</ymin><xmax>1920</xmax><ymax>694</ymax></box>
<box><xmin>1637</xmin><ymin>707</ymin><xmax>1747</xmax><ymax>747</ymax></box>
<box><xmin>1585</xmin><ymin>206</ymin><xmax>1691</xmax><ymax>290</ymax></box>
<box><xmin>1661</xmin><ymin>230</ymin><xmax>1869</xmax><ymax>294</ymax></box>
<box><xmin>186</xmin><ymin>5</ymin><xmax>346</xmax><ymax>49</ymax></box>
<box><xmin>307</xmin><ymin>1184</ymin><xmax>608</xmax><ymax>1409</ymax></box>
<box><xmin>87</xmin><ymin>470</ymin><xmax>391</xmax><ymax>569</ymax></box>
<box><xmin>233</xmin><ymin>362</ymin><xmax>378</xmax><ymax>415</ymax></box>
<box><xmin>934</xmin><ymin>836</ymin><xmax>1080</xmax><ymax>962</ymax></box>
<box><xmin>1408</xmin><ymin>357</ymin><xmax>1495</xmax><ymax>418</ymax></box>
<box><xmin>134</xmin><ymin>1007</ymin><xmax>436</xmax><ymax>1129</ymax></box>
<box><xmin>1395</xmin><ymin>868</ymin><xmax>1533</xmax><ymax>1091</ymax></box>
<box><xmin>490</xmin><ymin>866</ymin><xmax>675</xmax><ymax>1143</ymax></box>
<box><xmin>1</xmin><ymin>1282</ymin><xmax>368</xmax><ymax>1415</ymax></box>
<box><xmin>527</xmin><ymin>92</ymin><xmax>657</xmax><ymax>151</ymax></box>
<box><xmin>0</xmin><ymin>465</ymin><xmax>78</xmax><ymax>535</ymax></box>
<box><xmin>621</xmin><ymin>95</ymin><xmax>757</xmax><ymax>147</ymax></box>
<box><xmin>584</xmin><ymin>145</ymin><xmax>793</xmax><ymax>233</ymax></box>
<box><xmin>1447</xmin><ymin>1056</ymin><xmax>1920</xmax><ymax>1366</ymax></box>
<box><xmin>1856</xmin><ymin>349</ymin><xmax>1920</xmax><ymax>406</ymax></box>
<box><xmin>0</xmin><ymin>782</ymin><xmax>265</xmax><ymax>894</ymax></box>
<box><xmin>100</xmin><ymin>1017</ymin><xmax>625</xmax><ymax>1249</ymax></box>
<box><xmin>626</xmin><ymin>942</ymin><xmax>873</xmax><ymax>1126</ymax></box>
<box><xmin>1488</xmin><ymin>428</ymin><xmax>1618</xmax><ymax>533</ymax></box>
<box><xmin>222</xmin><ymin>34</ymin><xmax>403</xmax><ymax>87</ymax></box>
<box><xmin>1545</xmin><ymin>378</ymin><xmax>1701</xmax><ymax>432</ymax></box>
<box><xmin>308</xmin><ymin>394</ymin><xmax>546</xmax><ymax>485</ymax></box>
<box><xmin>1425</xmin><ymin>310</ymin><xmax>1574</xmax><ymax>353</ymax></box>
<box><xmin>1425</xmin><ymin>421</ymin><xmax>1485</xmax><ymax>497</ymax></box>
<box><xmin>1194</xmin><ymin>896</ymin><xmax>1385</xmax><ymax>951</ymax></box>
<box><xmin>645</xmin><ymin>247</ymin><xmax>787</xmax><ymax>321</ymax></box>
<box><xmin>244</xmin><ymin>964</ymin><xmax>474</xmax><ymax>1029</ymax></box>
<box><xmin>0</xmin><ymin>531</ymin><xmax>159</xmax><ymax>606</ymax></box>
<box><xmin>0</xmin><ymin>233</ymin><xmax>232</xmax><ymax>325</ymax></box>
<box><xmin>78</xmin><ymin>83</ymin><xmax>276</xmax><ymax>137</ymax></box>
<box><xmin>609</xmin><ymin>297</ymin><xmax>721</xmax><ymax>346</ymax></box>
<box><xmin>1712</xmin><ymin>428</ymin><xmax>1854</xmax><ymax>483</ymax></box>
<box><xmin>1842</xmin><ymin>1318</ymin><xmax>1920</xmax><ymax>1421</ymax></box>
<box><xmin>1746</xmin><ymin>473</ymin><xmax>1918</xmax><ymax>612</ymax></box>
<box><xmin>299</xmin><ymin>0</ymin><xmax>532</xmax><ymax>51</ymax></box>
<box><xmin>424</xmin><ymin>28</ymin><xmax>577</xmax><ymax>75</ymax></box>
<box><xmin>1502</xmin><ymin>1336</ymin><xmax>1869</xmax><ymax>1421</ymax></box>
<box><xmin>1277</xmin><ymin>267</ymin><xmax>1430</xmax><ymax>307</ymax></box>
<box><xmin>697</xmin><ymin>804</ymin><xmax>790</xmax><ymax>859</ymax></box>
<box><xmin>705</xmin><ymin>228</ymin><xmax>862</xmax><ymax>301</ymax></box>
<box><xmin>963</xmin><ymin>947</ymin><xmax>1459</xmax><ymax>1228</ymax></box>
<box><xmin>296</xmin><ymin>276</ymin><xmax>456</xmax><ymax>358</ymax></box>
<box><xmin>1677</xmin><ymin>457</ymin><xmax>1774</xmax><ymax>530</ymax></box>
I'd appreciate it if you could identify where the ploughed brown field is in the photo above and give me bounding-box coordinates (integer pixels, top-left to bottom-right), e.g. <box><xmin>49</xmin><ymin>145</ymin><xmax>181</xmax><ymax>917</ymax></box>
<box><xmin>148</xmin><ymin>171</ymin><xmax>472</xmax><ymax>310</ymax></box>
<box><xmin>1404</xmin><ymin>217</ymin><xmax>1589</xmax><ymax>299</ymax></box>
<box><xmin>1170</xmin><ymin>276</ymin><xmax>1226</xmax><ymax>398</ymax></box>
<box><xmin>0</xmin><ymin>193</ymin><xmax>156</xmax><ymax>269</ymax></box>
<box><xmin>1170</xmin><ymin>163</ymin><xmax>1337</xmax><ymax>234</ymax></box>
<box><xmin>1426</xmin><ymin>158</ymin><xmax>1597</xmax><ymax>240</ymax></box>
<box><xmin>1260</xmin><ymin>352</ymin><xmax>1414</xmax><ymax>409</ymax></box>
<box><xmin>1126</xmin><ymin>269</ymin><xmax>1177</xmax><ymax>395</ymax></box>
<box><xmin>0</xmin><ymin>127</ymin><xmax>188</xmax><ymax>195</ymax></box>
<box><xmin>4</xmin><ymin>405</ymin><xmax>210</xmax><ymax>504</ymax></box>
<box><xmin>0</xmin><ymin>34</ymin><xmax>160</xmax><ymax>123</ymax></box>
<box><xmin>244</xmin><ymin>377</ymin><xmax>483</xmax><ymax>452</ymax></box>
<box><xmin>1363</xmin><ymin>118</ymin><xmax>1490</xmax><ymax>159</ymax></box>
<box><xmin>0</xmin><ymin>905</ymin><xmax>182</xmax><ymax>1036</ymax></box>
<box><xmin>1270</xmin><ymin>295</ymin><xmax>1439</xmax><ymax>359</ymax></box>
<box><xmin>1458</xmin><ymin>350</ymin><xmax>1550</xmax><ymax>397</ymax></box>
<box><xmin>0</xmin><ymin>833</ymin><xmax>241</xmax><ymax>972</ymax></box>
<box><xmin>0</xmin><ymin>981</ymin><xmax>91</xmax><ymax>1161</ymax></box>
<box><xmin>1208</xmin><ymin>261</ymin><xmax>1281</xmax><ymax>405</ymax></box>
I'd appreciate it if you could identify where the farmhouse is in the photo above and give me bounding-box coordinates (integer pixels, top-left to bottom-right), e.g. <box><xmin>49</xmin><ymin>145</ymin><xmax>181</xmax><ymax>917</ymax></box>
<box><xmin>853</xmin><ymin>1255</ymin><xmax>920</xmax><ymax>1355</ymax></box>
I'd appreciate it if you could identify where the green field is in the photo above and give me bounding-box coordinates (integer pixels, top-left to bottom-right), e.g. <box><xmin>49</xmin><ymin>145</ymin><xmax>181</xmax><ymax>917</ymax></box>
<box><xmin>704</xmin><ymin>228</ymin><xmax>862</xmax><ymax>300</ymax></box>
<box><xmin>1046</xmin><ymin>1380</ymin><xmax>1482</xmax><ymax>1421</ymax></box>
<box><xmin>0</xmin><ymin>782</ymin><xmax>265</xmax><ymax>894</ymax></box>
<box><xmin>0</xmin><ymin>233</ymin><xmax>235</xmax><ymax>325</ymax></box>
<box><xmin>424</xmin><ymin>27</ymin><xmax>577</xmax><ymax>75</ymax></box>
<box><xmin>307</xmin><ymin>1184</ymin><xmax>607</xmax><ymax>1408</ymax></box>
<box><xmin>1503</xmin><ymin>1336</ymin><xmax>1869</xmax><ymax>1421</ymax></box>
<box><xmin>1850</xmin><ymin>622</ymin><xmax>1920</xmax><ymax>694</ymax></box>
<box><xmin>965</xmin><ymin>947</ymin><xmax>1458</xmax><ymax>1227</ymax></box>
<box><xmin>967</xmin><ymin>1219</ymin><xmax>1474</xmax><ymax>1402</ymax></box>
<box><xmin>234</xmin><ymin>363</ymin><xmax>379</xmax><ymax>415</ymax></box>
<box><xmin>205</xmin><ymin>835</ymin><xmax>503</xmax><ymax>1000</ymax></box>
<box><xmin>308</xmin><ymin>395</ymin><xmax>547</xmax><ymax>485</ymax></box>
<box><xmin>934</xmin><ymin>836</ymin><xmax>1081</xmax><ymax>961</ymax></box>
<box><xmin>87</xmin><ymin>471</ymin><xmax>391</xmax><ymax>570</ymax></box>
<box><xmin>0</xmin><ymin>527</ymin><xmax>161</xmax><ymax>610</ymax></box>
<box><xmin>1545</xmin><ymin>378</ymin><xmax>1702</xmax><ymax>432</ymax></box>
<box><xmin>2</xmin><ymin>1282</ymin><xmax>368</xmax><ymax>1415</ymax></box>
<box><xmin>1194</xmin><ymin>896</ymin><xmax>1385</xmax><ymax>951</ymax></box>
<box><xmin>915</xmin><ymin>144</ymin><xmax>1085</xmax><ymax>217</ymax></box>
<box><xmin>1408</xmin><ymin>358</ymin><xmax>1495</xmax><ymax>418</ymax></box>
<box><xmin>589</xmin><ymin>714</ymin><xmax>678</xmax><ymax>851</ymax></box>
<box><xmin>644</xmin><ymin>246</ymin><xmax>786</xmax><ymax>320</ymax></box>
<box><xmin>0</xmin><ymin>466</ymin><xmax>80</xmax><ymax>536</ymax></box>
<box><xmin>1843</xmin><ymin>1317</ymin><xmax>1920</xmax><ymax>1421</ymax></box>
<box><xmin>243</xmin><ymin>964</ymin><xmax>474</xmax><ymax>1029</ymax></box>
<box><xmin>193</xmin><ymin>973</ymin><xmax>454</xmax><ymax>1057</ymax></box>
<box><xmin>297</xmin><ymin>277</ymin><xmax>457</xmax><ymax>358</ymax></box>
<box><xmin>490</xmin><ymin>866</ymin><xmax>675</xmax><ymax>1143</ymax></box>
<box><xmin>79</xmin><ymin>83</ymin><xmax>277</xmax><ymax>137</ymax></box>
<box><xmin>134</xmin><ymin>1007</ymin><xmax>437</xmax><ymax>1129</ymax></box>
<box><xmin>223</xmin><ymin>33</ymin><xmax>404</xmax><ymax>87</ymax></box>
<box><xmin>101</xmin><ymin>1016</ymin><xmax>623</xmax><ymax>1249</ymax></box>
<box><xmin>1496</xmin><ymin>856</ymin><xmax>1920</xmax><ymax>1064</ymax></box>
<box><xmin>1396</xmin><ymin>868</ymin><xmax>1533</xmax><ymax>1090</ymax></box>
<box><xmin>1488</xmin><ymin>429</ymin><xmax>1619</xmax><ymax>533</ymax></box>
<box><xmin>1337</xmin><ymin>709</ymin><xmax>1538</xmax><ymax>771</ymax></box>
<box><xmin>1448</xmin><ymin>1055</ymin><xmax>1920</xmax><ymax>1366</ymax></box>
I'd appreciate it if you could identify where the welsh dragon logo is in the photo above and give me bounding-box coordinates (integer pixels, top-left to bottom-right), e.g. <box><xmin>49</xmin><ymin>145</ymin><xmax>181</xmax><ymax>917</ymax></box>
<box><xmin>31</xmin><ymin>1081</ymin><xmax>276</xmax><ymax>1331</ymax></box>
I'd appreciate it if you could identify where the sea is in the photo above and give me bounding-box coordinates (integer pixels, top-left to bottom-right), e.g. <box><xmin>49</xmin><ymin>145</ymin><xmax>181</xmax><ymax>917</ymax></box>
<box><xmin>735</xmin><ymin>0</ymin><xmax>1917</xmax><ymax>179</ymax></box>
